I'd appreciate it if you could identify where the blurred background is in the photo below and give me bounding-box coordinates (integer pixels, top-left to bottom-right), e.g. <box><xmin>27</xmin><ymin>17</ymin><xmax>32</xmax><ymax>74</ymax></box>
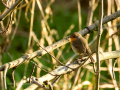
<box><xmin>0</xmin><ymin>0</ymin><xmax>120</xmax><ymax>90</ymax></box>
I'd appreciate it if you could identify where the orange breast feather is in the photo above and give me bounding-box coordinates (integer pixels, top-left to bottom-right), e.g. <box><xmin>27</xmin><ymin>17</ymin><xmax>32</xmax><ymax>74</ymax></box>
<box><xmin>70</xmin><ymin>38</ymin><xmax>77</xmax><ymax>43</ymax></box>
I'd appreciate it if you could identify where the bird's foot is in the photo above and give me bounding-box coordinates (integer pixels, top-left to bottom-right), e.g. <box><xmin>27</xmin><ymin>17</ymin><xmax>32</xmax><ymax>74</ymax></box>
<box><xmin>75</xmin><ymin>58</ymin><xmax>85</xmax><ymax>65</ymax></box>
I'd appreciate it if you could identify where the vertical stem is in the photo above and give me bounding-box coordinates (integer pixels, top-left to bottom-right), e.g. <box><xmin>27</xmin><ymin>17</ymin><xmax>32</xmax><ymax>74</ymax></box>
<box><xmin>96</xmin><ymin>0</ymin><xmax>103</xmax><ymax>90</ymax></box>
<box><xmin>28</xmin><ymin>0</ymin><xmax>35</xmax><ymax>48</ymax></box>
<box><xmin>86</xmin><ymin>0</ymin><xmax>94</xmax><ymax>26</ymax></box>
<box><xmin>77</xmin><ymin>0</ymin><xmax>81</xmax><ymax>31</ymax></box>
<box><xmin>25</xmin><ymin>0</ymin><xmax>35</xmax><ymax>79</ymax></box>
<box><xmin>0</xmin><ymin>54</ymin><xmax>4</xmax><ymax>90</ymax></box>
<box><xmin>85</xmin><ymin>0</ymin><xmax>94</xmax><ymax>40</ymax></box>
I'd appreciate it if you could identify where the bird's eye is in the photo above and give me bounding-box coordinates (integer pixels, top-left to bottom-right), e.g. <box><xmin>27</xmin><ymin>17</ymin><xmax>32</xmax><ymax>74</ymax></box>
<box><xmin>73</xmin><ymin>36</ymin><xmax>75</xmax><ymax>38</ymax></box>
<box><xmin>70</xmin><ymin>35</ymin><xmax>75</xmax><ymax>38</ymax></box>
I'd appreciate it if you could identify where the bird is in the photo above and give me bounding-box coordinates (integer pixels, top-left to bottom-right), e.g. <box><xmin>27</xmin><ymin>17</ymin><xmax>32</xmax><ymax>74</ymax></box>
<box><xmin>69</xmin><ymin>32</ymin><xmax>95</xmax><ymax>63</ymax></box>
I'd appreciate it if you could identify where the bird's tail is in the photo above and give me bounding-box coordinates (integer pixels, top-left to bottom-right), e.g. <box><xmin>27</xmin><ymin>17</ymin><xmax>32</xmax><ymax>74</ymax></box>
<box><xmin>90</xmin><ymin>56</ymin><xmax>95</xmax><ymax>63</ymax></box>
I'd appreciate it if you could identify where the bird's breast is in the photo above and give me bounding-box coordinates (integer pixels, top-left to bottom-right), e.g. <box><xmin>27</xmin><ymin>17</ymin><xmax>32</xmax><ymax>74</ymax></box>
<box><xmin>71</xmin><ymin>44</ymin><xmax>79</xmax><ymax>54</ymax></box>
<box><xmin>71</xmin><ymin>43</ymin><xmax>84</xmax><ymax>55</ymax></box>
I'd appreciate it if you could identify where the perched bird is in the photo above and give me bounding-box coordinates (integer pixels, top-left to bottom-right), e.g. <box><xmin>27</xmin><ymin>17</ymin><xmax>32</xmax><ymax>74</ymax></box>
<box><xmin>70</xmin><ymin>32</ymin><xmax>95</xmax><ymax>63</ymax></box>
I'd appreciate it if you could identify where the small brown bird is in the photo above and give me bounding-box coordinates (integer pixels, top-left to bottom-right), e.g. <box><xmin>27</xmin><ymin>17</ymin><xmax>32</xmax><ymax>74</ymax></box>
<box><xmin>70</xmin><ymin>32</ymin><xmax>95</xmax><ymax>63</ymax></box>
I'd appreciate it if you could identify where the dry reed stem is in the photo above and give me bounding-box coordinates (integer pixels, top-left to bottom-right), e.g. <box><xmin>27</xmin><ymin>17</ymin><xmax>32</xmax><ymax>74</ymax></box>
<box><xmin>0</xmin><ymin>10</ymin><xmax>120</xmax><ymax>89</ymax></box>
<box><xmin>25</xmin><ymin>50</ymin><xmax>120</xmax><ymax>90</ymax></box>
<box><xmin>96</xmin><ymin>0</ymin><xmax>103</xmax><ymax>90</ymax></box>
<box><xmin>107</xmin><ymin>0</ymin><xmax>119</xmax><ymax>89</ymax></box>
<box><xmin>0</xmin><ymin>1</ymin><xmax>120</xmax><ymax>89</ymax></box>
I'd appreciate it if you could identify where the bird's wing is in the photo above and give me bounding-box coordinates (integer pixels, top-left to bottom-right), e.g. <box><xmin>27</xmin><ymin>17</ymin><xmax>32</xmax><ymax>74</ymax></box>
<box><xmin>73</xmin><ymin>39</ymin><xmax>86</xmax><ymax>54</ymax></box>
<box><xmin>78</xmin><ymin>37</ymin><xmax>92</xmax><ymax>54</ymax></box>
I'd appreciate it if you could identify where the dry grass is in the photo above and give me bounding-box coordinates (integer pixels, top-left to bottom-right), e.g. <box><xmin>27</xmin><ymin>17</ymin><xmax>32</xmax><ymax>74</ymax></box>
<box><xmin>0</xmin><ymin>0</ymin><xmax>120</xmax><ymax>90</ymax></box>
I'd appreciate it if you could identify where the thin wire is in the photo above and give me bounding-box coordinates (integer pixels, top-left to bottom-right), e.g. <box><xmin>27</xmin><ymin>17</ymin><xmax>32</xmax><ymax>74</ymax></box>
<box><xmin>37</xmin><ymin>42</ymin><xmax>74</xmax><ymax>70</ymax></box>
<box><xmin>31</xmin><ymin>61</ymin><xmax>59</xmax><ymax>76</ymax></box>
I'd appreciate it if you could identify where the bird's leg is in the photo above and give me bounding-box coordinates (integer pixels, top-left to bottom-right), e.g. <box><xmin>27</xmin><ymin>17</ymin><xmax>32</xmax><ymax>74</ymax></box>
<box><xmin>78</xmin><ymin>54</ymin><xmax>84</xmax><ymax>61</ymax></box>
<box><xmin>75</xmin><ymin>54</ymin><xmax>84</xmax><ymax>64</ymax></box>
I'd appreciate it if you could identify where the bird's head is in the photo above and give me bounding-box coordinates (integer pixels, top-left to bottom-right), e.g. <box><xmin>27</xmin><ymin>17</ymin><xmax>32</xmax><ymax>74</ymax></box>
<box><xmin>70</xmin><ymin>32</ymin><xmax>81</xmax><ymax>42</ymax></box>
